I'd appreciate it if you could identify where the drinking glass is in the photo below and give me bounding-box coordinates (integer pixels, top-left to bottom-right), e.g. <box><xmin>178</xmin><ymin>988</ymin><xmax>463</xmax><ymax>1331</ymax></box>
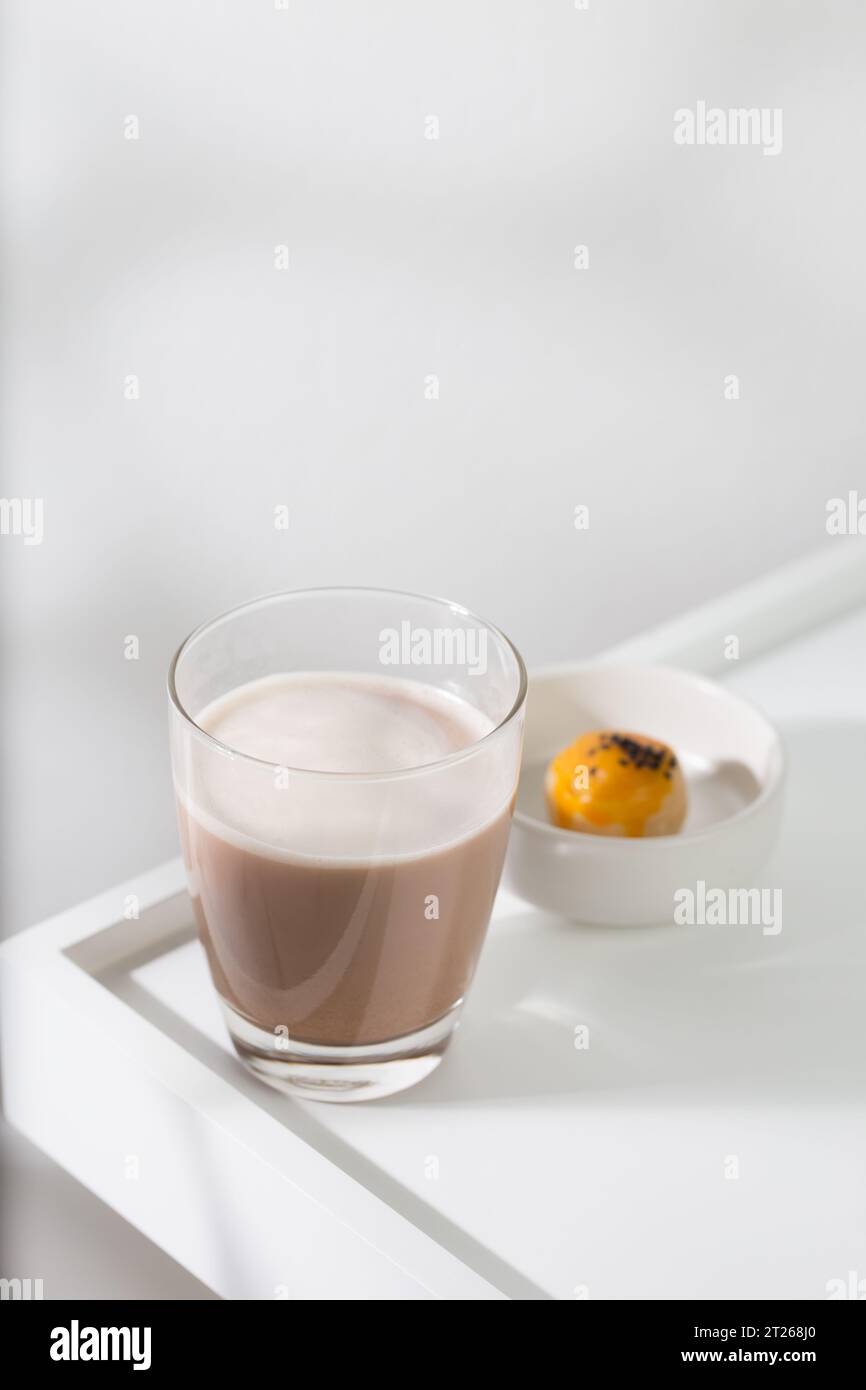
<box><xmin>168</xmin><ymin>588</ymin><xmax>526</xmax><ymax>1101</ymax></box>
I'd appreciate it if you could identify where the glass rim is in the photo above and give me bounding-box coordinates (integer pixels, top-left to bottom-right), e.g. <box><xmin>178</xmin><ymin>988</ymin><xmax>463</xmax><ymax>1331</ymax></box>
<box><xmin>167</xmin><ymin>585</ymin><xmax>528</xmax><ymax>782</ymax></box>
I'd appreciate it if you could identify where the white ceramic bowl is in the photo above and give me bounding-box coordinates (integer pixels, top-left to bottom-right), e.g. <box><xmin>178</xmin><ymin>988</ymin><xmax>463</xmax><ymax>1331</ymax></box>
<box><xmin>504</xmin><ymin>663</ymin><xmax>786</xmax><ymax>925</ymax></box>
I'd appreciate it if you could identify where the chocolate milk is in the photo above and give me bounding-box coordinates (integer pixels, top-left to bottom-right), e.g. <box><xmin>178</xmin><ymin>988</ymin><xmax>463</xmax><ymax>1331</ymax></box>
<box><xmin>177</xmin><ymin>673</ymin><xmax>515</xmax><ymax>1047</ymax></box>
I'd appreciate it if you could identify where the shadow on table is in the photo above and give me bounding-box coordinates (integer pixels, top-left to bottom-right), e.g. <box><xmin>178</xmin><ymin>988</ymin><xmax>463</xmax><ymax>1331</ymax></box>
<box><xmin>389</xmin><ymin>716</ymin><xmax>866</xmax><ymax>1109</ymax></box>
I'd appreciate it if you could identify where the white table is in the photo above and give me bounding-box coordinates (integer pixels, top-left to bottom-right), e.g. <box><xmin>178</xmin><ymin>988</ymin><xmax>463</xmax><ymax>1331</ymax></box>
<box><xmin>3</xmin><ymin>548</ymin><xmax>865</xmax><ymax>1299</ymax></box>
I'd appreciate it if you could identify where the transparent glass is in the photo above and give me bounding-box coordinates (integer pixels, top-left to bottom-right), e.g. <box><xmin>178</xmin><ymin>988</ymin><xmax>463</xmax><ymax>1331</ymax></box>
<box><xmin>168</xmin><ymin>588</ymin><xmax>526</xmax><ymax>1101</ymax></box>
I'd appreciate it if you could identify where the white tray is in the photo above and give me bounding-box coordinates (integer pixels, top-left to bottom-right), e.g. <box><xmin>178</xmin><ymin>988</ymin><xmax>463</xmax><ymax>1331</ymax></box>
<box><xmin>3</xmin><ymin>545</ymin><xmax>866</xmax><ymax>1300</ymax></box>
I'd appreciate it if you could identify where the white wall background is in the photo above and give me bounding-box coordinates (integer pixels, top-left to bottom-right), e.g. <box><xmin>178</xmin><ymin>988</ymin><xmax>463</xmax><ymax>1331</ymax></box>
<box><xmin>1</xmin><ymin>0</ymin><xmax>864</xmax><ymax>1296</ymax></box>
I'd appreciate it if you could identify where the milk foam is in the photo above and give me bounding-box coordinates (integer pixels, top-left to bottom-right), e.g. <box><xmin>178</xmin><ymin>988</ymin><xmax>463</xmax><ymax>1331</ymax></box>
<box><xmin>180</xmin><ymin>672</ymin><xmax>512</xmax><ymax>865</ymax></box>
<box><xmin>197</xmin><ymin>672</ymin><xmax>494</xmax><ymax>773</ymax></box>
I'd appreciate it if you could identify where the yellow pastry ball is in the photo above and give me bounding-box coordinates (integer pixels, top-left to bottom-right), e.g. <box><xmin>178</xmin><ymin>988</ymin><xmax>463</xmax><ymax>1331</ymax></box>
<box><xmin>545</xmin><ymin>731</ymin><xmax>687</xmax><ymax>837</ymax></box>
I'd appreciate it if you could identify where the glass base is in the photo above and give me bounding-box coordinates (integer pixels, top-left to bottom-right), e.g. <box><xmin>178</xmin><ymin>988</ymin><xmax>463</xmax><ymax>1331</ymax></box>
<box><xmin>221</xmin><ymin>1000</ymin><xmax>462</xmax><ymax>1102</ymax></box>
